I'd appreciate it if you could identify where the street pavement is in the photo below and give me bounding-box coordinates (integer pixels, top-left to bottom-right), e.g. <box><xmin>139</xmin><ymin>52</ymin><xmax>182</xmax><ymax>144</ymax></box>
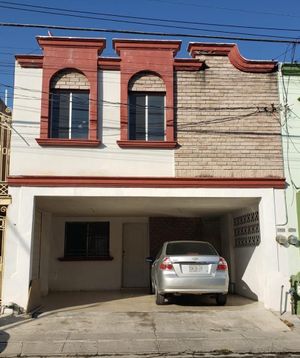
<box><xmin>0</xmin><ymin>291</ymin><xmax>299</xmax><ymax>357</ymax></box>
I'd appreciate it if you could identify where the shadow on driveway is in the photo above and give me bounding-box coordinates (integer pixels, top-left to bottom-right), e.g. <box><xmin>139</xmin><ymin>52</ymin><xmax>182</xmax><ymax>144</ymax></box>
<box><xmin>36</xmin><ymin>290</ymin><xmax>256</xmax><ymax>319</ymax></box>
<box><xmin>0</xmin><ymin>330</ymin><xmax>8</xmax><ymax>354</ymax></box>
<box><xmin>1</xmin><ymin>292</ymin><xmax>297</xmax><ymax>357</ymax></box>
<box><xmin>0</xmin><ymin>314</ymin><xmax>31</xmax><ymax>353</ymax></box>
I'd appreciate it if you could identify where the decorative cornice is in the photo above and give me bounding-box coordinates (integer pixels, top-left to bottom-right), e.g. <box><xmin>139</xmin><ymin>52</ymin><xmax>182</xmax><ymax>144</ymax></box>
<box><xmin>17</xmin><ymin>56</ymin><xmax>204</xmax><ymax>72</ymax></box>
<box><xmin>17</xmin><ymin>56</ymin><xmax>203</xmax><ymax>72</ymax></box>
<box><xmin>98</xmin><ymin>57</ymin><xmax>121</xmax><ymax>70</ymax></box>
<box><xmin>113</xmin><ymin>39</ymin><xmax>181</xmax><ymax>56</ymax></box>
<box><xmin>15</xmin><ymin>55</ymin><xmax>43</xmax><ymax>68</ymax></box>
<box><xmin>174</xmin><ymin>58</ymin><xmax>205</xmax><ymax>71</ymax></box>
<box><xmin>188</xmin><ymin>43</ymin><xmax>277</xmax><ymax>73</ymax></box>
<box><xmin>16</xmin><ymin>55</ymin><xmax>121</xmax><ymax>70</ymax></box>
<box><xmin>37</xmin><ymin>36</ymin><xmax>106</xmax><ymax>50</ymax></box>
<box><xmin>36</xmin><ymin>138</ymin><xmax>101</xmax><ymax>147</ymax></box>
<box><xmin>7</xmin><ymin>176</ymin><xmax>286</xmax><ymax>189</ymax></box>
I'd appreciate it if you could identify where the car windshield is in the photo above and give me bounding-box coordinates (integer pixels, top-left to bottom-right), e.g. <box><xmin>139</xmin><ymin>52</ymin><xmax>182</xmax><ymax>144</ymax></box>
<box><xmin>166</xmin><ymin>242</ymin><xmax>218</xmax><ymax>256</ymax></box>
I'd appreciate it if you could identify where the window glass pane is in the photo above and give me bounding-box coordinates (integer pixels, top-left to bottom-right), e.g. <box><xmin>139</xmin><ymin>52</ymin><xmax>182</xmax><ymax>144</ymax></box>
<box><xmin>148</xmin><ymin>95</ymin><xmax>165</xmax><ymax>141</ymax></box>
<box><xmin>65</xmin><ymin>222</ymin><xmax>87</xmax><ymax>257</ymax></box>
<box><xmin>87</xmin><ymin>222</ymin><xmax>110</xmax><ymax>257</ymax></box>
<box><xmin>50</xmin><ymin>91</ymin><xmax>70</xmax><ymax>138</ymax></box>
<box><xmin>166</xmin><ymin>242</ymin><xmax>218</xmax><ymax>256</ymax></box>
<box><xmin>71</xmin><ymin>92</ymin><xmax>89</xmax><ymax>139</ymax></box>
<box><xmin>129</xmin><ymin>94</ymin><xmax>146</xmax><ymax>140</ymax></box>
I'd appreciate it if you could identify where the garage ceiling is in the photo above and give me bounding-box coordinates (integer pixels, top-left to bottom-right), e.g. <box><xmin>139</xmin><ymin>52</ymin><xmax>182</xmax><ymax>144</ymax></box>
<box><xmin>36</xmin><ymin>196</ymin><xmax>260</xmax><ymax>217</ymax></box>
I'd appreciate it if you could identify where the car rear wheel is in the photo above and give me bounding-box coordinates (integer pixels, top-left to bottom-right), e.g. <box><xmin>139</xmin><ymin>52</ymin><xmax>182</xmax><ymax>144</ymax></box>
<box><xmin>216</xmin><ymin>294</ymin><xmax>227</xmax><ymax>306</ymax></box>
<box><xmin>155</xmin><ymin>285</ymin><xmax>165</xmax><ymax>305</ymax></box>
<box><xmin>150</xmin><ymin>280</ymin><xmax>154</xmax><ymax>295</ymax></box>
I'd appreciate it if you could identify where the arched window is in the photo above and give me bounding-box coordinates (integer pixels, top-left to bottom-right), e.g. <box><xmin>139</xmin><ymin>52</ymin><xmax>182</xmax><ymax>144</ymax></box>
<box><xmin>128</xmin><ymin>72</ymin><xmax>166</xmax><ymax>141</ymax></box>
<box><xmin>49</xmin><ymin>69</ymin><xmax>90</xmax><ymax>139</ymax></box>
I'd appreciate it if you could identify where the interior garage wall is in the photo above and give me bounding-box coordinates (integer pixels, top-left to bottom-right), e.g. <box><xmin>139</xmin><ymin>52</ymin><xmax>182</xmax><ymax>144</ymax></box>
<box><xmin>149</xmin><ymin>217</ymin><xmax>221</xmax><ymax>257</ymax></box>
<box><xmin>232</xmin><ymin>206</ymin><xmax>260</xmax><ymax>300</ymax></box>
<box><xmin>220</xmin><ymin>214</ymin><xmax>236</xmax><ymax>289</ymax></box>
<box><xmin>28</xmin><ymin>210</ymin><xmax>52</xmax><ymax>311</ymax></box>
<box><xmin>48</xmin><ymin>216</ymin><xmax>148</xmax><ymax>291</ymax></box>
<box><xmin>31</xmin><ymin>210</ymin><xmax>52</xmax><ymax>294</ymax></box>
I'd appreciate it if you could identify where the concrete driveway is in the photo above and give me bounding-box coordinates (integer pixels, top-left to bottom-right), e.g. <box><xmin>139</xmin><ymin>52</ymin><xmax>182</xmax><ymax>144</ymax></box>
<box><xmin>0</xmin><ymin>291</ymin><xmax>299</xmax><ymax>357</ymax></box>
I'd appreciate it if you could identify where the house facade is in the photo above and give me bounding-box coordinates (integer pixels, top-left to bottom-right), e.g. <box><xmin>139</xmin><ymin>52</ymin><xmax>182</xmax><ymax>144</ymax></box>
<box><xmin>2</xmin><ymin>36</ymin><xmax>287</xmax><ymax>312</ymax></box>
<box><xmin>278</xmin><ymin>64</ymin><xmax>300</xmax><ymax>290</ymax></box>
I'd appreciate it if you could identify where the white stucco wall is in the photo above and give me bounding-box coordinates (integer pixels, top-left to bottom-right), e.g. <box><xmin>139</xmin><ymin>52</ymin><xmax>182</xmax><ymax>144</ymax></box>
<box><xmin>231</xmin><ymin>197</ymin><xmax>291</xmax><ymax>311</ymax></box>
<box><xmin>2</xmin><ymin>187</ymin><xmax>36</xmax><ymax>309</ymax></box>
<box><xmin>10</xmin><ymin>65</ymin><xmax>174</xmax><ymax>177</ymax></box>
<box><xmin>278</xmin><ymin>68</ymin><xmax>300</xmax><ymax>278</ymax></box>
<box><xmin>31</xmin><ymin>210</ymin><xmax>52</xmax><ymax>297</ymax></box>
<box><xmin>2</xmin><ymin>185</ymin><xmax>287</xmax><ymax>311</ymax></box>
<box><xmin>48</xmin><ymin>216</ymin><xmax>148</xmax><ymax>291</ymax></box>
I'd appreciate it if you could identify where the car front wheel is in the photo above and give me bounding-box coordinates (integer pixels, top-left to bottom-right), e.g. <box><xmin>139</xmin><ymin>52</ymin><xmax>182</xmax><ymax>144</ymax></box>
<box><xmin>216</xmin><ymin>294</ymin><xmax>227</xmax><ymax>306</ymax></box>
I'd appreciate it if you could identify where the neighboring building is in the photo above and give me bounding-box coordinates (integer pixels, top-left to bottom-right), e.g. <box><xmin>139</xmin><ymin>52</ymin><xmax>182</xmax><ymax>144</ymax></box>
<box><xmin>2</xmin><ymin>36</ymin><xmax>287</xmax><ymax>312</ymax></box>
<box><xmin>0</xmin><ymin>97</ymin><xmax>11</xmax><ymax>298</ymax></box>
<box><xmin>278</xmin><ymin>64</ymin><xmax>300</xmax><ymax>293</ymax></box>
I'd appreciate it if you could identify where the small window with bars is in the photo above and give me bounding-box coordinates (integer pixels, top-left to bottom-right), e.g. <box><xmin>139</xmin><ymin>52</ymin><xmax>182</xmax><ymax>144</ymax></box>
<box><xmin>64</xmin><ymin>222</ymin><xmax>110</xmax><ymax>259</ymax></box>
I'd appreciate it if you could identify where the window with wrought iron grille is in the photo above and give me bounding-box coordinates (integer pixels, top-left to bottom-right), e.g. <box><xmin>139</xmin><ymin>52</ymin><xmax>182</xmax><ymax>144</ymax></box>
<box><xmin>64</xmin><ymin>222</ymin><xmax>110</xmax><ymax>259</ymax></box>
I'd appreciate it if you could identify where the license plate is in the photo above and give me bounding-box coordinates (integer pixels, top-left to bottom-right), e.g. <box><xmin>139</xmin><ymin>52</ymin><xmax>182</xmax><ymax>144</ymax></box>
<box><xmin>182</xmin><ymin>264</ymin><xmax>209</xmax><ymax>274</ymax></box>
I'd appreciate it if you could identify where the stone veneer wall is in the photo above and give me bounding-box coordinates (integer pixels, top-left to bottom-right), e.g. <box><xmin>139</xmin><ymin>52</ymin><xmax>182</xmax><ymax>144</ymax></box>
<box><xmin>174</xmin><ymin>56</ymin><xmax>284</xmax><ymax>178</ymax></box>
<box><xmin>50</xmin><ymin>69</ymin><xmax>89</xmax><ymax>90</ymax></box>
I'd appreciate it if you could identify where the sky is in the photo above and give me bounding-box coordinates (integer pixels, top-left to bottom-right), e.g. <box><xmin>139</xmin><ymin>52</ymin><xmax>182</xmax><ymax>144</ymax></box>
<box><xmin>1</xmin><ymin>0</ymin><xmax>300</xmax><ymax>107</ymax></box>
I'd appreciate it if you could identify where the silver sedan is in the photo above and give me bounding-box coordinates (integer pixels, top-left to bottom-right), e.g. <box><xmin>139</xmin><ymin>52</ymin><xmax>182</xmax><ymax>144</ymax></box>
<box><xmin>148</xmin><ymin>241</ymin><xmax>229</xmax><ymax>305</ymax></box>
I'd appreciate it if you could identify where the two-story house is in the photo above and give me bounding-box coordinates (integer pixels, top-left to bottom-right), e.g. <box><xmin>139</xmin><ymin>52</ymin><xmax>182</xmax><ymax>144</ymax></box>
<box><xmin>2</xmin><ymin>36</ymin><xmax>286</xmax><ymax>312</ymax></box>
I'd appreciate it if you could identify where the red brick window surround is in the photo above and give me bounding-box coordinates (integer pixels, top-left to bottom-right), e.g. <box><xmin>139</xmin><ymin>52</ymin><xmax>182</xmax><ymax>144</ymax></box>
<box><xmin>35</xmin><ymin>36</ymin><xmax>105</xmax><ymax>147</ymax></box>
<box><xmin>128</xmin><ymin>71</ymin><xmax>166</xmax><ymax>142</ymax></box>
<box><xmin>113</xmin><ymin>39</ymin><xmax>181</xmax><ymax>149</ymax></box>
<box><xmin>48</xmin><ymin>69</ymin><xmax>90</xmax><ymax>140</ymax></box>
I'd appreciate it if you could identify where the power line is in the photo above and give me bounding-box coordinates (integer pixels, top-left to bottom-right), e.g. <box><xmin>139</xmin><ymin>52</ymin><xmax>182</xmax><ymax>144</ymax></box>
<box><xmin>0</xmin><ymin>3</ymin><xmax>287</xmax><ymax>39</ymax></box>
<box><xmin>272</xmin><ymin>45</ymin><xmax>294</xmax><ymax>61</ymax></box>
<box><xmin>1</xmin><ymin>80</ymin><xmax>279</xmax><ymax>114</ymax></box>
<box><xmin>146</xmin><ymin>0</ymin><xmax>300</xmax><ymax>19</ymax></box>
<box><xmin>3</xmin><ymin>88</ymin><xmax>282</xmax><ymax>141</ymax></box>
<box><xmin>0</xmin><ymin>22</ymin><xmax>300</xmax><ymax>44</ymax></box>
<box><xmin>2</xmin><ymin>86</ymin><xmax>280</xmax><ymax>136</ymax></box>
<box><xmin>7</xmin><ymin>108</ymin><xmax>281</xmax><ymax>139</ymax></box>
<box><xmin>1</xmin><ymin>81</ymin><xmax>282</xmax><ymax>134</ymax></box>
<box><xmin>1</xmin><ymin>1</ymin><xmax>300</xmax><ymax>38</ymax></box>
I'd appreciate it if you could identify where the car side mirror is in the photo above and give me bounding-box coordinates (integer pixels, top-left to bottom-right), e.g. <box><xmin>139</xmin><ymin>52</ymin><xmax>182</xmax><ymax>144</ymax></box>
<box><xmin>146</xmin><ymin>256</ymin><xmax>154</xmax><ymax>263</ymax></box>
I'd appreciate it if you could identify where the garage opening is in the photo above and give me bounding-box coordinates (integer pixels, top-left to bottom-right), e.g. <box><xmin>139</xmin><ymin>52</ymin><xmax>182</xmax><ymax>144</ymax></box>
<box><xmin>28</xmin><ymin>195</ymin><xmax>261</xmax><ymax>312</ymax></box>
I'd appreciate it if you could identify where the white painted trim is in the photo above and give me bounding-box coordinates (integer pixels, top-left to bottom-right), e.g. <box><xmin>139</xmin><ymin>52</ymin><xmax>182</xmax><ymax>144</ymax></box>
<box><xmin>145</xmin><ymin>95</ymin><xmax>148</xmax><ymax>141</ymax></box>
<box><xmin>68</xmin><ymin>92</ymin><xmax>72</xmax><ymax>139</ymax></box>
